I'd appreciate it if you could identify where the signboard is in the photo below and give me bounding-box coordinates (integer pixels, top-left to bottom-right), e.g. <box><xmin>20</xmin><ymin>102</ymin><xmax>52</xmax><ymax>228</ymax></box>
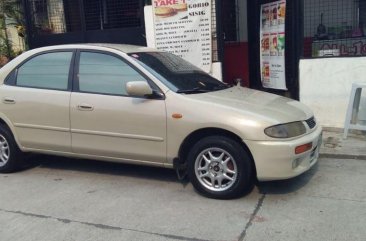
<box><xmin>312</xmin><ymin>38</ymin><xmax>366</xmax><ymax>57</ymax></box>
<box><xmin>153</xmin><ymin>0</ymin><xmax>212</xmax><ymax>72</ymax></box>
<box><xmin>260</xmin><ymin>1</ymin><xmax>287</xmax><ymax>90</ymax></box>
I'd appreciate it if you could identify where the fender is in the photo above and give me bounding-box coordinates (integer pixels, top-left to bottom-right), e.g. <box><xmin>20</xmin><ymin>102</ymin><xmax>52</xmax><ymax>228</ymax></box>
<box><xmin>0</xmin><ymin>113</ymin><xmax>24</xmax><ymax>151</ymax></box>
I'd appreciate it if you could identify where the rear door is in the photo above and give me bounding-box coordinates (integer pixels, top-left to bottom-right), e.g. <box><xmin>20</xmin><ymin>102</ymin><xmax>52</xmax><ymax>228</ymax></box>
<box><xmin>70</xmin><ymin>50</ymin><xmax>167</xmax><ymax>163</ymax></box>
<box><xmin>0</xmin><ymin>51</ymin><xmax>74</xmax><ymax>152</ymax></box>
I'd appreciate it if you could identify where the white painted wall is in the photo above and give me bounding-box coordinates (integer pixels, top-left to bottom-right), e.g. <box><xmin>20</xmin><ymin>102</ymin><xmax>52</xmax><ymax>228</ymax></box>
<box><xmin>300</xmin><ymin>57</ymin><xmax>366</xmax><ymax>128</ymax></box>
<box><xmin>5</xmin><ymin>18</ymin><xmax>25</xmax><ymax>52</ymax></box>
<box><xmin>144</xmin><ymin>6</ymin><xmax>155</xmax><ymax>48</ymax></box>
<box><xmin>47</xmin><ymin>0</ymin><xmax>66</xmax><ymax>33</ymax></box>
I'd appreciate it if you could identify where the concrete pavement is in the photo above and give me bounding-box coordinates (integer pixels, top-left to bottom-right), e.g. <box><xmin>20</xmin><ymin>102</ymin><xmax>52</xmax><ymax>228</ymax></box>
<box><xmin>0</xmin><ymin>155</ymin><xmax>365</xmax><ymax>241</ymax></box>
<box><xmin>320</xmin><ymin>129</ymin><xmax>366</xmax><ymax>160</ymax></box>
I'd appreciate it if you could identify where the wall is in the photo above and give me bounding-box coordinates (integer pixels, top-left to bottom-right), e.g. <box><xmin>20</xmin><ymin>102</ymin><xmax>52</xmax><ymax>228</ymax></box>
<box><xmin>300</xmin><ymin>57</ymin><xmax>366</xmax><ymax>128</ymax></box>
<box><xmin>5</xmin><ymin>18</ymin><xmax>25</xmax><ymax>53</ymax></box>
<box><xmin>47</xmin><ymin>0</ymin><xmax>66</xmax><ymax>33</ymax></box>
<box><xmin>223</xmin><ymin>0</ymin><xmax>249</xmax><ymax>85</ymax></box>
<box><xmin>224</xmin><ymin>42</ymin><xmax>249</xmax><ymax>86</ymax></box>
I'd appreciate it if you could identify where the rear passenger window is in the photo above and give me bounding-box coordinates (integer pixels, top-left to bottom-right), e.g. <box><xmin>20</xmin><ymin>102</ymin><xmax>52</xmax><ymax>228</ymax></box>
<box><xmin>78</xmin><ymin>52</ymin><xmax>147</xmax><ymax>96</ymax></box>
<box><xmin>16</xmin><ymin>52</ymin><xmax>73</xmax><ymax>90</ymax></box>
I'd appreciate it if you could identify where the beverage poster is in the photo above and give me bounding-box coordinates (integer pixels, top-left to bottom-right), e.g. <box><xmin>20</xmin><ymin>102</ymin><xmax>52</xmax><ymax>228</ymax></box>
<box><xmin>153</xmin><ymin>0</ymin><xmax>212</xmax><ymax>73</ymax></box>
<box><xmin>260</xmin><ymin>1</ymin><xmax>287</xmax><ymax>90</ymax></box>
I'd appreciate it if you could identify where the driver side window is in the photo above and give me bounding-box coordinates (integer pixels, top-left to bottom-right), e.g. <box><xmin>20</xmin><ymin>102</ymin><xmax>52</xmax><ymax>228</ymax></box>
<box><xmin>78</xmin><ymin>52</ymin><xmax>147</xmax><ymax>96</ymax></box>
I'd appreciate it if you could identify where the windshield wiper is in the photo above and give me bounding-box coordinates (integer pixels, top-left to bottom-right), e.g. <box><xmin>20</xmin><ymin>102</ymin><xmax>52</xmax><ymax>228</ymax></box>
<box><xmin>176</xmin><ymin>88</ymin><xmax>210</xmax><ymax>94</ymax></box>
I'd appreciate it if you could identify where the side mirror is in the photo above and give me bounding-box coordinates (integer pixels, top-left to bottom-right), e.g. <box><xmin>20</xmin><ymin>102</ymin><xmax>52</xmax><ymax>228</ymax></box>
<box><xmin>126</xmin><ymin>81</ymin><xmax>153</xmax><ymax>97</ymax></box>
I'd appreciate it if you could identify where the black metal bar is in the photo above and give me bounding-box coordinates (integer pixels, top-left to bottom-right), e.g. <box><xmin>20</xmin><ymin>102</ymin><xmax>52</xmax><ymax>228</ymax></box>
<box><xmin>299</xmin><ymin>0</ymin><xmax>304</xmax><ymax>59</ymax></box>
<box><xmin>247</xmin><ymin>0</ymin><xmax>260</xmax><ymax>89</ymax></box>
<box><xmin>140</xmin><ymin>0</ymin><xmax>146</xmax><ymax>44</ymax></box>
<box><xmin>22</xmin><ymin>0</ymin><xmax>33</xmax><ymax>49</ymax></box>
<box><xmin>78</xmin><ymin>0</ymin><xmax>87</xmax><ymax>42</ymax></box>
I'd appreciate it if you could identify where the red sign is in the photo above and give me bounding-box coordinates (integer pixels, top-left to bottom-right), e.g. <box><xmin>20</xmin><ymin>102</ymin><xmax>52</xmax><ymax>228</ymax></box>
<box><xmin>313</xmin><ymin>38</ymin><xmax>366</xmax><ymax>57</ymax></box>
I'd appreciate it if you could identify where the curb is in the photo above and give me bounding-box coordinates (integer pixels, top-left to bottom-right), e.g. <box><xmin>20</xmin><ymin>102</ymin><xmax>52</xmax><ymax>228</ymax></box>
<box><xmin>320</xmin><ymin>153</ymin><xmax>366</xmax><ymax>160</ymax></box>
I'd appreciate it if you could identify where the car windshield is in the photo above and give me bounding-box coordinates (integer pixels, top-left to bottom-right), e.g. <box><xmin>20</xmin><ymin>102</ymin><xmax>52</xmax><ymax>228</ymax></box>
<box><xmin>128</xmin><ymin>52</ymin><xmax>230</xmax><ymax>94</ymax></box>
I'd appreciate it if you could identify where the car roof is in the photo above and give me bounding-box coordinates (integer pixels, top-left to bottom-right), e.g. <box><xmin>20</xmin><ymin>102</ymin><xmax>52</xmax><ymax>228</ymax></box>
<box><xmin>30</xmin><ymin>43</ymin><xmax>159</xmax><ymax>54</ymax></box>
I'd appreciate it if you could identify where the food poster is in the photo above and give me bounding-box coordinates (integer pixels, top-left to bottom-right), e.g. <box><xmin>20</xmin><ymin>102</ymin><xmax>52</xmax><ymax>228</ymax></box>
<box><xmin>153</xmin><ymin>0</ymin><xmax>212</xmax><ymax>73</ymax></box>
<box><xmin>260</xmin><ymin>0</ymin><xmax>287</xmax><ymax>90</ymax></box>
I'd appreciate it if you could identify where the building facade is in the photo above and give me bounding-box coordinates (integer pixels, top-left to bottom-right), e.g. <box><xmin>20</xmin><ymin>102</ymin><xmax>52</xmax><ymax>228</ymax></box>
<box><xmin>20</xmin><ymin>0</ymin><xmax>366</xmax><ymax>127</ymax></box>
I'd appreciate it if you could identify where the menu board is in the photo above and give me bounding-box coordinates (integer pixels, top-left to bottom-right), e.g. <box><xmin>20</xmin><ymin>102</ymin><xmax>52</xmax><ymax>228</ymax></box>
<box><xmin>153</xmin><ymin>0</ymin><xmax>212</xmax><ymax>73</ymax></box>
<box><xmin>260</xmin><ymin>1</ymin><xmax>287</xmax><ymax>90</ymax></box>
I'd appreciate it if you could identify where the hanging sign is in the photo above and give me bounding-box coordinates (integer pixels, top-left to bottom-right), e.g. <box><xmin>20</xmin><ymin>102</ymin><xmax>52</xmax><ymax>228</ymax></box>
<box><xmin>152</xmin><ymin>0</ymin><xmax>212</xmax><ymax>72</ymax></box>
<box><xmin>260</xmin><ymin>1</ymin><xmax>287</xmax><ymax>90</ymax></box>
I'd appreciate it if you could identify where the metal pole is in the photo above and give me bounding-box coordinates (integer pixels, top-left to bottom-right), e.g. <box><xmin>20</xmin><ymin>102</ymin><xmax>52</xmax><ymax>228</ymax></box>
<box><xmin>22</xmin><ymin>0</ymin><xmax>33</xmax><ymax>48</ymax></box>
<box><xmin>215</xmin><ymin>0</ymin><xmax>225</xmax><ymax>79</ymax></box>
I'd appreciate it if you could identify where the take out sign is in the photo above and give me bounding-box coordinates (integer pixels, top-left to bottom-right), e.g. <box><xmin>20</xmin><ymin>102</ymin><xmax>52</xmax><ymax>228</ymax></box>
<box><xmin>154</xmin><ymin>0</ymin><xmax>186</xmax><ymax>7</ymax></box>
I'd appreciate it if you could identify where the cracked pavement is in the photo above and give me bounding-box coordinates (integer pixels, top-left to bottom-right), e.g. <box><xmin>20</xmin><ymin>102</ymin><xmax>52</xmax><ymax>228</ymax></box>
<box><xmin>0</xmin><ymin>156</ymin><xmax>365</xmax><ymax>241</ymax></box>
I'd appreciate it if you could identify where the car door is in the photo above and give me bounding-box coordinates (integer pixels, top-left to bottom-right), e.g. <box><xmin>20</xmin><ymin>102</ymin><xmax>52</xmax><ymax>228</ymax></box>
<box><xmin>70</xmin><ymin>50</ymin><xmax>167</xmax><ymax>163</ymax></box>
<box><xmin>0</xmin><ymin>50</ymin><xmax>74</xmax><ymax>152</ymax></box>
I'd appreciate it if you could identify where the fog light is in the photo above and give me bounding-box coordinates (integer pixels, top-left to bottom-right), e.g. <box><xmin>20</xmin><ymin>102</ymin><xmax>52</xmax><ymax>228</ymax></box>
<box><xmin>295</xmin><ymin>142</ymin><xmax>313</xmax><ymax>155</ymax></box>
<box><xmin>292</xmin><ymin>158</ymin><xmax>301</xmax><ymax>169</ymax></box>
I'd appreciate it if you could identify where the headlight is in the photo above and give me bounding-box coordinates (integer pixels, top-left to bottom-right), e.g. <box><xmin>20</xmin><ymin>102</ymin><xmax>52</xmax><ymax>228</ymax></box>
<box><xmin>264</xmin><ymin>121</ymin><xmax>306</xmax><ymax>138</ymax></box>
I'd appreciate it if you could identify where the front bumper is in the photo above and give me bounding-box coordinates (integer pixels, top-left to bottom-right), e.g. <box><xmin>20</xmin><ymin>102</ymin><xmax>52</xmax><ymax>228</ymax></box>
<box><xmin>244</xmin><ymin>126</ymin><xmax>322</xmax><ymax>181</ymax></box>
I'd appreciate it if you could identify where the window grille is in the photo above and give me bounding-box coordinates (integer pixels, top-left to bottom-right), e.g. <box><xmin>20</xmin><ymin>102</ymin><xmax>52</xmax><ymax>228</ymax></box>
<box><xmin>63</xmin><ymin>0</ymin><xmax>82</xmax><ymax>32</ymax></box>
<box><xmin>29</xmin><ymin>0</ymin><xmax>67</xmax><ymax>34</ymax></box>
<box><xmin>28</xmin><ymin>0</ymin><xmax>142</xmax><ymax>34</ymax></box>
<box><xmin>212</xmin><ymin>0</ymin><xmax>218</xmax><ymax>62</ymax></box>
<box><xmin>303</xmin><ymin>0</ymin><xmax>366</xmax><ymax>58</ymax></box>
<box><xmin>222</xmin><ymin>0</ymin><xmax>239</xmax><ymax>42</ymax></box>
<box><xmin>84</xmin><ymin>0</ymin><xmax>141</xmax><ymax>31</ymax></box>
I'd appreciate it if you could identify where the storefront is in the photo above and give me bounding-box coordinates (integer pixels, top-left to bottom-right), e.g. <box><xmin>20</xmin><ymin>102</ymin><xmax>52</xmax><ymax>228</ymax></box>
<box><xmin>303</xmin><ymin>0</ymin><xmax>366</xmax><ymax>58</ymax></box>
<box><xmin>300</xmin><ymin>0</ymin><xmax>366</xmax><ymax>128</ymax></box>
<box><xmin>222</xmin><ymin>0</ymin><xmax>366</xmax><ymax>102</ymax></box>
<box><xmin>210</xmin><ymin>0</ymin><xmax>301</xmax><ymax>100</ymax></box>
<box><xmin>23</xmin><ymin>0</ymin><xmax>300</xmax><ymax>97</ymax></box>
<box><xmin>22</xmin><ymin>0</ymin><xmax>366</xmax><ymax>108</ymax></box>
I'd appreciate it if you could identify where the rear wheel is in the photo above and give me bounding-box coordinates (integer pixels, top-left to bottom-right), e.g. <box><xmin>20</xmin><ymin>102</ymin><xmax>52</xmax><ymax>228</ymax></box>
<box><xmin>187</xmin><ymin>136</ymin><xmax>254</xmax><ymax>199</ymax></box>
<box><xmin>0</xmin><ymin>125</ymin><xmax>23</xmax><ymax>173</ymax></box>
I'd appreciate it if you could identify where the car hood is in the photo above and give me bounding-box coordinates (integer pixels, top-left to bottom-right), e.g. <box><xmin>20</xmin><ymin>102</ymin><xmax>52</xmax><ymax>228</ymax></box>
<box><xmin>185</xmin><ymin>86</ymin><xmax>313</xmax><ymax>124</ymax></box>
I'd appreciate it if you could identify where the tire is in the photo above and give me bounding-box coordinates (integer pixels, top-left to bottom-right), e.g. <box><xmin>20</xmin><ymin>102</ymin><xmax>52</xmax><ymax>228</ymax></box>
<box><xmin>0</xmin><ymin>125</ymin><xmax>23</xmax><ymax>173</ymax></box>
<box><xmin>187</xmin><ymin>136</ymin><xmax>254</xmax><ymax>199</ymax></box>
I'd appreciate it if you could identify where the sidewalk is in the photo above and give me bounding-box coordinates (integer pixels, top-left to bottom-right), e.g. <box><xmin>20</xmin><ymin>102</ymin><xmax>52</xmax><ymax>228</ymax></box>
<box><xmin>320</xmin><ymin>129</ymin><xmax>366</xmax><ymax>160</ymax></box>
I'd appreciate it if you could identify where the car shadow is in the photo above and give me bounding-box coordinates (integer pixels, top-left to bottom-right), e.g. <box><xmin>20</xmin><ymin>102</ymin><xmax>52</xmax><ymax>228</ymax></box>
<box><xmin>22</xmin><ymin>154</ymin><xmax>182</xmax><ymax>184</ymax></box>
<box><xmin>256</xmin><ymin>162</ymin><xmax>319</xmax><ymax>195</ymax></box>
<box><xmin>20</xmin><ymin>154</ymin><xmax>319</xmax><ymax>195</ymax></box>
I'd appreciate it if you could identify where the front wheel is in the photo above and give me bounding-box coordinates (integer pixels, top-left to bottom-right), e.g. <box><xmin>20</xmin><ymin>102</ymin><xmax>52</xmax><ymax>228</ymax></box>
<box><xmin>187</xmin><ymin>136</ymin><xmax>254</xmax><ymax>199</ymax></box>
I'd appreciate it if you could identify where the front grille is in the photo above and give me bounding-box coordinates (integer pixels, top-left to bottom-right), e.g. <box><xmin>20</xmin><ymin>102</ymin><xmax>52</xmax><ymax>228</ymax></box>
<box><xmin>305</xmin><ymin>117</ymin><xmax>316</xmax><ymax>129</ymax></box>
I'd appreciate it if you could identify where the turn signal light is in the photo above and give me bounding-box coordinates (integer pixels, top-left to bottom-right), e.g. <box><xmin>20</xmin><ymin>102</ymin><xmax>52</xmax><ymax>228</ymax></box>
<box><xmin>172</xmin><ymin>113</ymin><xmax>183</xmax><ymax>119</ymax></box>
<box><xmin>295</xmin><ymin>143</ymin><xmax>313</xmax><ymax>154</ymax></box>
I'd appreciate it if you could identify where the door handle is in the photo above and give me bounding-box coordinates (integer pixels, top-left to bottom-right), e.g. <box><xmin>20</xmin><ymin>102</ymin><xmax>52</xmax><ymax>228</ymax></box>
<box><xmin>77</xmin><ymin>104</ymin><xmax>94</xmax><ymax>111</ymax></box>
<box><xmin>2</xmin><ymin>97</ymin><xmax>16</xmax><ymax>104</ymax></box>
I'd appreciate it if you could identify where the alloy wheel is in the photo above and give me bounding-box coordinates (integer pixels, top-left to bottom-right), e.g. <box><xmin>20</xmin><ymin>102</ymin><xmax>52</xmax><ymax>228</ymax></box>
<box><xmin>0</xmin><ymin>134</ymin><xmax>10</xmax><ymax>167</ymax></box>
<box><xmin>194</xmin><ymin>147</ymin><xmax>238</xmax><ymax>192</ymax></box>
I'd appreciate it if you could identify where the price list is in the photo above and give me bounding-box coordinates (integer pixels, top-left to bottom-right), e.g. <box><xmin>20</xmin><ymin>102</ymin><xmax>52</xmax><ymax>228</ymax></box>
<box><xmin>153</xmin><ymin>0</ymin><xmax>212</xmax><ymax>72</ymax></box>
